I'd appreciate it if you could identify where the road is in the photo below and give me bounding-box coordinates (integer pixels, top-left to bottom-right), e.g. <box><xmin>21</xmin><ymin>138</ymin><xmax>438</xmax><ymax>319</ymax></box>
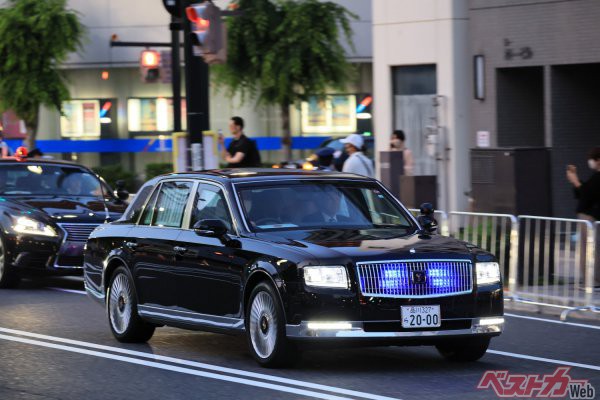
<box><xmin>0</xmin><ymin>277</ymin><xmax>599</xmax><ymax>400</ymax></box>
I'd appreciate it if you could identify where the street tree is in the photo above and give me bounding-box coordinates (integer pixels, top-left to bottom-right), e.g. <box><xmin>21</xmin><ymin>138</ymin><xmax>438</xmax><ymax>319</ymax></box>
<box><xmin>0</xmin><ymin>0</ymin><xmax>84</xmax><ymax>149</ymax></box>
<box><xmin>214</xmin><ymin>0</ymin><xmax>355</xmax><ymax>158</ymax></box>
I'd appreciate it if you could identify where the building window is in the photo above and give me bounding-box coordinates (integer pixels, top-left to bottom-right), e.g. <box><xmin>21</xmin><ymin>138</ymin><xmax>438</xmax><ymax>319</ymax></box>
<box><xmin>127</xmin><ymin>97</ymin><xmax>186</xmax><ymax>134</ymax></box>
<box><xmin>392</xmin><ymin>65</ymin><xmax>437</xmax><ymax>95</ymax></box>
<box><xmin>300</xmin><ymin>95</ymin><xmax>357</xmax><ymax>134</ymax></box>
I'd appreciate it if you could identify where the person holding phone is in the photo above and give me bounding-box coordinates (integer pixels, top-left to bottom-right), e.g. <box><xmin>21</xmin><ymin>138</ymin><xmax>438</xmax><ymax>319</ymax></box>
<box><xmin>566</xmin><ymin>147</ymin><xmax>600</xmax><ymax>221</ymax></box>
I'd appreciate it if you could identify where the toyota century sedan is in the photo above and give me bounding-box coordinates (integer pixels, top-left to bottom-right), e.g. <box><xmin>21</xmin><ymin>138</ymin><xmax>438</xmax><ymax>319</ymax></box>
<box><xmin>84</xmin><ymin>169</ymin><xmax>504</xmax><ymax>367</ymax></box>
<box><xmin>0</xmin><ymin>158</ymin><xmax>128</xmax><ymax>288</ymax></box>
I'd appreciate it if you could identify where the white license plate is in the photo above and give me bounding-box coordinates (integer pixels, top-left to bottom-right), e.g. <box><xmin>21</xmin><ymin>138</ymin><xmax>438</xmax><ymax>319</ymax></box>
<box><xmin>401</xmin><ymin>305</ymin><xmax>441</xmax><ymax>328</ymax></box>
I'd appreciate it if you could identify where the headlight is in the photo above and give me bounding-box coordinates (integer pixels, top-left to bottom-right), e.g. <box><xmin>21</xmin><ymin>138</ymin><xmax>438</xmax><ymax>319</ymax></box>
<box><xmin>303</xmin><ymin>266</ymin><xmax>348</xmax><ymax>288</ymax></box>
<box><xmin>12</xmin><ymin>216</ymin><xmax>57</xmax><ymax>237</ymax></box>
<box><xmin>476</xmin><ymin>262</ymin><xmax>501</xmax><ymax>285</ymax></box>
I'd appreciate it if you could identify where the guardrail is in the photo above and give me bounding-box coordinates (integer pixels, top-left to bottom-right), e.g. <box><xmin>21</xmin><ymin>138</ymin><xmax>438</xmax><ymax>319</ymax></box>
<box><xmin>410</xmin><ymin>208</ymin><xmax>599</xmax><ymax>320</ymax></box>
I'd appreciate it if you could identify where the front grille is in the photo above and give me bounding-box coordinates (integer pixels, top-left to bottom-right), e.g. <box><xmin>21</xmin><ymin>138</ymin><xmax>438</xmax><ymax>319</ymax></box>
<box><xmin>58</xmin><ymin>223</ymin><xmax>99</xmax><ymax>242</ymax></box>
<box><xmin>356</xmin><ymin>260</ymin><xmax>473</xmax><ymax>298</ymax></box>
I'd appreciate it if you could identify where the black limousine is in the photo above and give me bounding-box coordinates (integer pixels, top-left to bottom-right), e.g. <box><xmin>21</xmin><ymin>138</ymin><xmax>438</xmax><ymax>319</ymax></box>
<box><xmin>0</xmin><ymin>159</ymin><xmax>128</xmax><ymax>288</ymax></box>
<box><xmin>84</xmin><ymin>169</ymin><xmax>503</xmax><ymax>367</ymax></box>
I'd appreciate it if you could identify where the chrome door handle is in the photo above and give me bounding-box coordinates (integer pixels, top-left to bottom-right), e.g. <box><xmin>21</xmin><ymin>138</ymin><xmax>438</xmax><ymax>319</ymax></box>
<box><xmin>173</xmin><ymin>246</ymin><xmax>187</xmax><ymax>254</ymax></box>
<box><xmin>125</xmin><ymin>241</ymin><xmax>138</xmax><ymax>249</ymax></box>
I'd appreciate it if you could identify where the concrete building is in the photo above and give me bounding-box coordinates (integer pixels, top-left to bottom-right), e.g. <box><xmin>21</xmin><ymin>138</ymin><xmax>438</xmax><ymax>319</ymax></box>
<box><xmin>469</xmin><ymin>0</ymin><xmax>600</xmax><ymax>217</ymax></box>
<box><xmin>372</xmin><ymin>0</ymin><xmax>471</xmax><ymax>212</ymax></box>
<box><xmin>2</xmin><ymin>0</ymin><xmax>372</xmax><ymax>181</ymax></box>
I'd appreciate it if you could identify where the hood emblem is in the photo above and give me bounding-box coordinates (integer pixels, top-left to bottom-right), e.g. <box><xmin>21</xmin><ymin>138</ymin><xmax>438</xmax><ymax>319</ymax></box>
<box><xmin>410</xmin><ymin>248</ymin><xmax>416</xmax><ymax>254</ymax></box>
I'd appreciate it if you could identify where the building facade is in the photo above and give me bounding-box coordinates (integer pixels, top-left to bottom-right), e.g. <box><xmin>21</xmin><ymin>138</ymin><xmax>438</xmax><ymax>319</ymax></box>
<box><xmin>372</xmin><ymin>0</ymin><xmax>471</xmax><ymax>212</ymax></box>
<box><xmin>470</xmin><ymin>0</ymin><xmax>600</xmax><ymax>217</ymax></box>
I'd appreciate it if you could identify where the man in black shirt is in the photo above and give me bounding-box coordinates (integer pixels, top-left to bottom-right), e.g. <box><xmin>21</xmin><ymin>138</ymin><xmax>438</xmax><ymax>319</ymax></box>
<box><xmin>567</xmin><ymin>147</ymin><xmax>600</xmax><ymax>221</ymax></box>
<box><xmin>218</xmin><ymin>116</ymin><xmax>261</xmax><ymax>168</ymax></box>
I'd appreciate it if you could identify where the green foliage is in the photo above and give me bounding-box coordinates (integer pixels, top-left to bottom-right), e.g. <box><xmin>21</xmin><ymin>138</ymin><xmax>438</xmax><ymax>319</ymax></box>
<box><xmin>145</xmin><ymin>163</ymin><xmax>173</xmax><ymax>180</ymax></box>
<box><xmin>214</xmin><ymin>0</ymin><xmax>356</xmax><ymax>107</ymax></box>
<box><xmin>0</xmin><ymin>0</ymin><xmax>84</xmax><ymax>145</ymax></box>
<box><xmin>92</xmin><ymin>165</ymin><xmax>137</xmax><ymax>192</ymax></box>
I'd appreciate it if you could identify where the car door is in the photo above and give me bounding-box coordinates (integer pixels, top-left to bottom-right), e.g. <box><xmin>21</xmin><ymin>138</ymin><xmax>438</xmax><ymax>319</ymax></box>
<box><xmin>174</xmin><ymin>182</ymin><xmax>247</xmax><ymax>317</ymax></box>
<box><xmin>128</xmin><ymin>180</ymin><xmax>194</xmax><ymax>308</ymax></box>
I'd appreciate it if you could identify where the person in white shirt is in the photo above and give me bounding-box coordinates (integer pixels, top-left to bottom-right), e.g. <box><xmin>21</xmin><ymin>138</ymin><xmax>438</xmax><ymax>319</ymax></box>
<box><xmin>340</xmin><ymin>134</ymin><xmax>374</xmax><ymax>177</ymax></box>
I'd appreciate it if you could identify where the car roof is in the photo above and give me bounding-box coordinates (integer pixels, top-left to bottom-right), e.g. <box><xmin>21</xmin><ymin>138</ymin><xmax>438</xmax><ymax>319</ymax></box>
<box><xmin>157</xmin><ymin>168</ymin><xmax>374</xmax><ymax>183</ymax></box>
<box><xmin>0</xmin><ymin>158</ymin><xmax>91</xmax><ymax>168</ymax></box>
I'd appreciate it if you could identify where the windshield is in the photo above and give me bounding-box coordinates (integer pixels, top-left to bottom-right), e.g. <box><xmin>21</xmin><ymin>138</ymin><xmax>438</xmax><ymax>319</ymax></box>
<box><xmin>237</xmin><ymin>181</ymin><xmax>417</xmax><ymax>233</ymax></box>
<box><xmin>0</xmin><ymin>164</ymin><xmax>106</xmax><ymax>197</ymax></box>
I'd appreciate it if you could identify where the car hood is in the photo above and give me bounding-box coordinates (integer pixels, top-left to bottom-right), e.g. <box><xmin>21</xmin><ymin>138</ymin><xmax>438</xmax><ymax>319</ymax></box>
<box><xmin>254</xmin><ymin>228</ymin><xmax>489</xmax><ymax>263</ymax></box>
<box><xmin>2</xmin><ymin>195</ymin><xmax>126</xmax><ymax>223</ymax></box>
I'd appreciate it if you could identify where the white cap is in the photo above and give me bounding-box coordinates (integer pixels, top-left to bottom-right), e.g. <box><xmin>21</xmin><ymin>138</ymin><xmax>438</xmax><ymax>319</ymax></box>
<box><xmin>340</xmin><ymin>134</ymin><xmax>364</xmax><ymax>150</ymax></box>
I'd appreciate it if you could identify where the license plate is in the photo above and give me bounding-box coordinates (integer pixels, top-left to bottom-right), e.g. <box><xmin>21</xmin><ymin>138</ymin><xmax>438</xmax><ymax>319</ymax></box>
<box><xmin>401</xmin><ymin>305</ymin><xmax>441</xmax><ymax>328</ymax></box>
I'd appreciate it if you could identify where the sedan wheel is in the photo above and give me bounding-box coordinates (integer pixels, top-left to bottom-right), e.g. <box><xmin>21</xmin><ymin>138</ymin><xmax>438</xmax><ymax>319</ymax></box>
<box><xmin>436</xmin><ymin>337</ymin><xmax>490</xmax><ymax>362</ymax></box>
<box><xmin>107</xmin><ymin>267</ymin><xmax>155</xmax><ymax>343</ymax></box>
<box><xmin>246</xmin><ymin>282</ymin><xmax>299</xmax><ymax>368</ymax></box>
<box><xmin>0</xmin><ymin>236</ymin><xmax>20</xmax><ymax>289</ymax></box>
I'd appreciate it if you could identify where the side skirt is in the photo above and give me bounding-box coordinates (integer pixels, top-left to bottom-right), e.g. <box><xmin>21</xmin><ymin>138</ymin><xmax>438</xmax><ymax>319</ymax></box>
<box><xmin>137</xmin><ymin>304</ymin><xmax>245</xmax><ymax>335</ymax></box>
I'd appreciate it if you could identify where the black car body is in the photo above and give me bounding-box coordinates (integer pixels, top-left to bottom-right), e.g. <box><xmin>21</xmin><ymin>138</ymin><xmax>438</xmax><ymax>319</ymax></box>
<box><xmin>84</xmin><ymin>169</ymin><xmax>503</xmax><ymax>367</ymax></box>
<box><xmin>0</xmin><ymin>159</ymin><xmax>127</xmax><ymax>287</ymax></box>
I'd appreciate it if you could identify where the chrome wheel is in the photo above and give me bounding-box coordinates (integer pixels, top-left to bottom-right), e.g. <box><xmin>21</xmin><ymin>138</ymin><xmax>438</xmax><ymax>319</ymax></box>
<box><xmin>109</xmin><ymin>273</ymin><xmax>132</xmax><ymax>335</ymax></box>
<box><xmin>249</xmin><ymin>291</ymin><xmax>278</xmax><ymax>359</ymax></box>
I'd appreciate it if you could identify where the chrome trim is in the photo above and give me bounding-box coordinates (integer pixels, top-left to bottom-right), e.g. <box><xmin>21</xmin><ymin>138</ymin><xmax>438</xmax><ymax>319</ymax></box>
<box><xmin>138</xmin><ymin>305</ymin><xmax>244</xmax><ymax>330</ymax></box>
<box><xmin>53</xmin><ymin>223</ymin><xmax>101</xmax><ymax>269</ymax></box>
<box><xmin>355</xmin><ymin>259</ymin><xmax>473</xmax><ymax>299</ymax></box>
<box><xmin>286</xmin><ymin>317</ymin><xmax>504</xmax><ymax>338</ymax></box>
<box><xmin>57</xmin><ymin>223</ymin><xmax>100</xmax><ymax>242</ymax></box>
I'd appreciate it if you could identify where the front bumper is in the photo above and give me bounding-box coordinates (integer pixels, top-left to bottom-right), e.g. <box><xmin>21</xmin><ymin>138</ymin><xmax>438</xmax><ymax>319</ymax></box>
<box><xmin>5</xmin><ymin>234</ymin><xmax>84</xmax><ymax>274</ymax></box>
<box><xmin>286</xmin><ymin>316</ymin><xmax>504</xmax><ymax>340</ymax></box>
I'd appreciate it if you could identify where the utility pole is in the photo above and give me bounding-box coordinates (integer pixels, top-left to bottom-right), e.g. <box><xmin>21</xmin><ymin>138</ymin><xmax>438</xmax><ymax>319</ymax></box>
<box><xmin>180</xmin><ymin>0</ymin><xmax>210</xmax><ymax>146</ymax></box>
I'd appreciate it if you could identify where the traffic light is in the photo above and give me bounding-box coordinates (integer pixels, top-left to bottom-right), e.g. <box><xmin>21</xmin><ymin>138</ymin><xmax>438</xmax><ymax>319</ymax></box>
<box><xmin>186</xmin><ymin>2</ymin><xmax>226</xmax><ymax>64</ymax></box>
<box><xmin>140</xmin><ymin>50</ymin><xmax>160</xmax><ymax>82</ymax></box>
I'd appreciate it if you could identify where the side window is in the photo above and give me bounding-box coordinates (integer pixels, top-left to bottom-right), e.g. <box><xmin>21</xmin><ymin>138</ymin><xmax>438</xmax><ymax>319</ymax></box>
<box><xmin>122</xmin><ymin>184</ymin><xmax>154</xmax><ymax>223</ymax></box>
<box><xmin>152</xmin><ymin>181</ymin><xmax>194</xmax><ymax>228</ymax></box>
<box><xmin>190</xmin><ymin>184</ymin><xmax>233</xmax><ymax>232</ymax></box>
<box><xmin>139</xmin><ymin>185</ymin><xmax>161</xmax><ymax>226</ymax></box>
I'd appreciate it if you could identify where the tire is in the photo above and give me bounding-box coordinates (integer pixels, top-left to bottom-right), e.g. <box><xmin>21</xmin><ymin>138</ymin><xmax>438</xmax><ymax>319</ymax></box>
<box><xmin>436</xmin><ymin>337</ymin><xmax>491</xmax><ymax>362</ymax></box>
<box><xmin>107</xmin><ymin>267</ymin><xmax>155</xmax><ymax>343</ymax></box>
<box><xmin>245</xmin><ymin>282</ymin><xmax>300</xmax><ymax>368</ymax></box>
<box><xmin>0</xmin><ymin>235</ymin><xmax>20</xmax><ymax>289</ymax></box>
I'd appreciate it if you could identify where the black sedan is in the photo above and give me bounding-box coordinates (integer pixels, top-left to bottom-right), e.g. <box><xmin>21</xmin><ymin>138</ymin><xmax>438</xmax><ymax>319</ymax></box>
<box><xmin>0</xmin><ymin>159</ymin><xmax>128</xmax><ymax>288</ymax></box>
<box><xmin>84</xmin><ymin>169</ymin><xmax>503</xmax><ymax>367</ymax></box>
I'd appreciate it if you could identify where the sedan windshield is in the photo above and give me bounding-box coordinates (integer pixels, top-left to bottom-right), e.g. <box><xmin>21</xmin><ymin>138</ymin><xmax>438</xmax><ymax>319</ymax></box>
<box><xmin>237</xmin><ymin>181</ymin><xmax>417</xmax><ymax>232</ymax></box>
<box><xmin>0</xmin><ymin>164</ymin><xmax>105</xmax><ymax>197</ymax></box>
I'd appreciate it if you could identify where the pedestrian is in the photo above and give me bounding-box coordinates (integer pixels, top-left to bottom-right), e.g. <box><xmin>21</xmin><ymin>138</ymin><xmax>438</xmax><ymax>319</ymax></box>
<box><xmin>218</xmin><ymin>116</ymin><xmax>261</xmax><ymax>168</ymax></box>
<box><xmin>340</xmin><ymin>133</ymin><xmax>374</xmax><ymax>177</ymax></box>
<box><xmin>566</xmin><ymin>147</ymin><xmax>600</xmax><ymax>221</ymax></box>
<box><xmin>390</xmin><ymin>129</ymin><xmax>414</xmax><ymax>175</ymax></box>
<box><xmin>0</xmin><ymin>123</ymin><xmax>11</xmax><ymax>158</ymax></box>
<box><xmin>315</xmin><ymin>147</ymin><xmax>335</xmax><ymax>171</ymax></box>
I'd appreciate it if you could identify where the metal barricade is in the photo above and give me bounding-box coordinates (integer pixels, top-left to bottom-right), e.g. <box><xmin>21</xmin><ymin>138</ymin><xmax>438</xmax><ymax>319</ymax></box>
<box><xmin>408</xmin><ymin>209</ymin><xmax>449</xmax><ymax>237</ymax></box>
<box><xmin>447</xmin><ymin>212</ymin><xmax>519</xmax><ymax>293</ymax></box>
<box><xmin>513</xmin><ymin>216</ymin><xmax>598</xmax><ymax>320</ymax></box>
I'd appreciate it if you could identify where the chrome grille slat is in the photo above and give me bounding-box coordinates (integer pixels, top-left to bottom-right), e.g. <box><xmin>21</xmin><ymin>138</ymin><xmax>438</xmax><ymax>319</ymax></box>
<box><xmin>58</xmin><ymin>223</ymin><xmax>99</xmax><ymax>242</ymax></box>
<box><xmin>356</xmin><ymin>259</ymin><xmax>473</xmax><ymax>299</ymax></box>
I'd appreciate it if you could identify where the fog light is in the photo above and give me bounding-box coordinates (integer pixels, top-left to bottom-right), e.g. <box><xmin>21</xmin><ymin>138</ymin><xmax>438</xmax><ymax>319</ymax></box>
<box><xmin>479</xmin><ymin>317</ymin><xmax>505</xmax><ymax>326</ymax></box>
<box><xmin>307</xmin><ymin>322</ymin><xmax>352</xmax><ymax>330</ymax></box>
<box><xmin>472</xmin><ymin>317</ymin><xmax>504</xmax><ymax>334</ymax></box>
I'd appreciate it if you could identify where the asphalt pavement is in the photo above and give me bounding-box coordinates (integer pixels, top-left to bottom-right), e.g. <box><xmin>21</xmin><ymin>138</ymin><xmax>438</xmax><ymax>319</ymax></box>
<box><xmin>0</xmin><ymin>277</ymin><xmax>599</xmax><ymax>400</ymax></box>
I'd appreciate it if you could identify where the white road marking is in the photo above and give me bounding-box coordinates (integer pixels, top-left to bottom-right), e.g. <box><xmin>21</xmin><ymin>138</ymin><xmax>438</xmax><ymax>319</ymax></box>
<box><xmin>47</xmin><ymin>287</ymin><xmax>87</xmax><ymax>295</ymax></box>
<box><xmin>0</xmin><ymin>333</ymin><xmax>360</xmax><ymax>400</ymax></box>
<box><xmin>0</xmin><ymin>327</ymin><xmax>399</xmax><ymax>400</ymax></box>
<box><xmin>504</xmin><ymin>313</ymin><xmax>600</xmax><ymax>330</ymax></box>
<box><xmin>487</xmin><ymin>349</ymin><xmax>600</xmax><ymax>372</ymax></box>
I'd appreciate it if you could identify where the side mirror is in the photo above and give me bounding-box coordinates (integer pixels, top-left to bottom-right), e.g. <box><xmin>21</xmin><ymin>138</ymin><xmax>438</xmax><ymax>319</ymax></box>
<box><xmin>193</xmin><ymin>219</ymin><xmax>228</xmax><ymax>237</ymax></box>
<box><xmin>417</xmin><ymin>202</ymin><xmax>438</xmax><ymax>233</ymax></box>
<box><xmin>113</xmin><ymin>180</ymin><xmax>129</xmax><ymax>201</ymax></box>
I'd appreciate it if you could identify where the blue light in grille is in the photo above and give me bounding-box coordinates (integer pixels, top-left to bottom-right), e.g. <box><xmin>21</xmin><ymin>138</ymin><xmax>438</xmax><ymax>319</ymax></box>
<box><xmin>372</xmin><ymin>262</ymin><xmax>466</xmax><ymax>293</ymax></box>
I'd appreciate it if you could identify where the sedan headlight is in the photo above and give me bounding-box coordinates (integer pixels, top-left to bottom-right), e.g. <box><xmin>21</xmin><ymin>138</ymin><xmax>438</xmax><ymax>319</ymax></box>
<box><xmin>303</xmin><ymin>266</ymin><xmax>348</xmax><ymax>288</ymax></box>
<box><xmin>12</xmin><ymin>216</ymin><xmax>57</xmax><ymax>237</ymax></box>
<box><xmin>476</xmin><ymin>262</ymin><xmax>501</xmax><ymax>285</ymax></box>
